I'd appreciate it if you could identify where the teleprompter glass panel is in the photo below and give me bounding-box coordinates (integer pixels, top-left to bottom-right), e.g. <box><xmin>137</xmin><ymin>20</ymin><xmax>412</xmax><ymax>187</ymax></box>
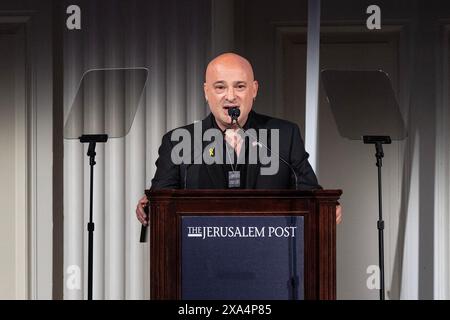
<box><xmin>64</xmin><ymin>68</ymin><xmax>148</xmax><ymax>139</ymax></box>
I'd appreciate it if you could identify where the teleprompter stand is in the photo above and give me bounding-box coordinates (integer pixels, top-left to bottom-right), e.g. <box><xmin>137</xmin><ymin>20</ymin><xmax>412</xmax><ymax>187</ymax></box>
<box><xmin>79</xmin><ymin>134</ymin><xmax>108</xmax><ymax>300</ymax></box>
<box><xmin>321</xmin><ymin>70</ymin><xmax>407</xmax><ymax>300</ymax></box>
<box><xmin>363</xmin><ymin>135</ymin><xmax>391</xmax><ymax>300</ymax></box>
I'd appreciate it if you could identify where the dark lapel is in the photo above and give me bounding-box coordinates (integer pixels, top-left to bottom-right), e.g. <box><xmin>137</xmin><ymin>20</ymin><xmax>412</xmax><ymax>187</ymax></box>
<box><xmin>202</xmin><ymin>114</ymin><xmax>227</xmax><ymax>188</ymax></box>
<box><xmin>246</xmin><ymin>111</ymin><xmax>263</xmax><ymax>189</ymax></box>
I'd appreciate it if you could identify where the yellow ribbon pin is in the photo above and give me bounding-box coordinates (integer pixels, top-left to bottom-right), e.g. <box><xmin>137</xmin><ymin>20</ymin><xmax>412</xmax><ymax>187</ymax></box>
<box><xmin>209</xmin><ymin>147</ymin><xmax>215</xmax><ymax>157</ymax></box>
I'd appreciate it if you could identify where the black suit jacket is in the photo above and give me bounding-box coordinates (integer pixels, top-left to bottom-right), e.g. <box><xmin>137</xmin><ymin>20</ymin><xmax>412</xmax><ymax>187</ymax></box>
<box><xmin>150</xmin><ymin>111</ymin><xmax>320</xmax><ymax>190</ymax></box>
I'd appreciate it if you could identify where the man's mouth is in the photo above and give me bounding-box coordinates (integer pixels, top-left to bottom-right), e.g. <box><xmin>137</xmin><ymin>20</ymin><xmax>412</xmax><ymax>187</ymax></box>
<box><xmin>223</xmin><ymin>105</ymin><xmax>240</xmax><ymax>111</ymax></box>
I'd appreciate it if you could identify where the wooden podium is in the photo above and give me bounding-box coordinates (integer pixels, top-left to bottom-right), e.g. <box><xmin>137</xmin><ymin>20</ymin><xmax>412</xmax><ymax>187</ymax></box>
<box><xmin>146</xmin><ymin>189</ymin><xmax>341</xmax><ymax>300</ymax></box>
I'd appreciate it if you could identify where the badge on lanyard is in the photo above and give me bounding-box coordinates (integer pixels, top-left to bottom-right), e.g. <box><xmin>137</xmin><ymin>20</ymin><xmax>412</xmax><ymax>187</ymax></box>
<box><xmin>228</xmin><ymin>171</ymin><xmax>240</xmax><ymax>188</ymax></box>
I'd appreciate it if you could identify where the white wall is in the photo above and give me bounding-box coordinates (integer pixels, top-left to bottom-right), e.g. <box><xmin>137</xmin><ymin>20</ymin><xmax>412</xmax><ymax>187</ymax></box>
<box><xmin>0</xmin><ymin>31</ymin><xmax>25</xmax><ymax>299</ymax></box>
<box><xmin>0</xmin><ymin>0</ymin><xmax>54</xmax><ymax>299</ymax></box>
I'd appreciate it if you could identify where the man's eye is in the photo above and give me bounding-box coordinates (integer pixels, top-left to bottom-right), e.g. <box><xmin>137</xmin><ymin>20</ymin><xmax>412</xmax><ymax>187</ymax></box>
<box><xmin>215</xmin><ymin>86</ymin><xmax>225</xmax><ymax>90</ymax></box>
<box><xmin>237</xmin><ymin>84</ymin><xmax>246</xmax><ymax>90</ymax></box>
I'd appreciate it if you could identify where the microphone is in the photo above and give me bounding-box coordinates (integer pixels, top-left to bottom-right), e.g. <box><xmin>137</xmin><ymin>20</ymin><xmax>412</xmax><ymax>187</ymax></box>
<box><xmin>228</xmin><ymin>107</ymin><xmax>240</xmax><ymax>125</ymax></box>
<box><xmin>228</xmin><ymin>113</ymin><xmax>299</xmax><ymax>190</ymax></box>
<box><xmin>229</xmin><ymin>107</ymin><xmax>299</xmax><ymax>298</ymax></box>
<box><xmin>251</xmin><ymin>136</ymin><xmax>299</xmax><ymax>190</ymax></box>
<box><xmin>141</xmin><ymin>164</ymin><xmax>194</xmax><ymax>244</ymax></box>
<box><xmin>184</xmin><ymin>164</ymin><xmax>193</xmax><ymax>189</ymax></box>
<box><xmin>244</xmin><ymin>123</ymin><xmax>300</xmax><ymax>298</ymax></box>
<box><xmin>229</xmin><ymin>106</ymin><xmax>298</xmax><ymax>298</ymax></box>
<box><xmin>139</xmin><ymin>204</ymin><xmax>149</xmax><ymax>243</ymax></box>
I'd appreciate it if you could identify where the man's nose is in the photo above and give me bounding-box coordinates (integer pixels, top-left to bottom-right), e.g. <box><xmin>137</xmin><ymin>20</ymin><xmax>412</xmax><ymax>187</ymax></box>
<box><xmin>226</xmin><ymin>87</ymin><xmax>236</xmax><ymax>101</ymax></box>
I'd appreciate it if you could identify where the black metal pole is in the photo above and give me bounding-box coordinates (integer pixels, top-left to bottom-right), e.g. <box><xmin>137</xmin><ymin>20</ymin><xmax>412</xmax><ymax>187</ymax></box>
<box><xmin>363</xmin><ymin>135</ymin><xmax>390</xmax><ymax>301</ymax></box>
<box><xmin>79</xmin><ymin>134</ymin><xmax>108</xmax><ymax>300</ymax></box>
<box><xmin>375</xmin><ymin>142</ymin><xmax>385</xmax><ymax>300</ymax></box>
<box><xmin>87</xmin><ymin>142</ymin><xmax>96</xmax><ymax>300</ymax></box>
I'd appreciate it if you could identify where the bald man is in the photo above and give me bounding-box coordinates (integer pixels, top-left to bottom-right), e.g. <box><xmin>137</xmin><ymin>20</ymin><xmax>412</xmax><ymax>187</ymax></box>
<box><xmin>136</xmin><ymin>53</ymin><xmax>342</xmax><ymax>224</ymax></box>
<box><xmin>204</xmin><ymin>53</ymin><xmax>258</xmax><ymax>132</ymax></box>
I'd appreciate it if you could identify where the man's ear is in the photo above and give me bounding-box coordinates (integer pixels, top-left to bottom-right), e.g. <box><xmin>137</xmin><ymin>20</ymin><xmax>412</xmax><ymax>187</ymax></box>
<box><xmin>203</xmin><ymin>82</ymin><xmax>208</xmax><ymax>101</ymax></box>
<box><xmin>253</xmin><ymin>80</ymin><xmax>259</xmax><ymax>98</ymax></box>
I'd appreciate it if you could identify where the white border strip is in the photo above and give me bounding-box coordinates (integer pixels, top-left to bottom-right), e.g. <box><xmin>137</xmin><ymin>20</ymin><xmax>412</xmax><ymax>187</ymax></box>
<box><xmin>434</xmin><ymin>24</ymin><xmax>450</xmax><ymax>300</ymax></box>
<box><xmin>305</xmin><ymin>0</ymin><xmax>321</xmax><ymax>172</ymax></box>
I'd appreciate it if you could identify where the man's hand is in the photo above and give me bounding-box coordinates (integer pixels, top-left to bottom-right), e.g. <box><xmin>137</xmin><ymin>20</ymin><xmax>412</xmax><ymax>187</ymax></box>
<box><xmin>136</xmin><ymin>195</ymin><xmax>149</xmax><ymax>226</ymax></box>
<box><xmin>336</xmin><ymin>204</ymin><xmax>342</xmax><ymax>224</ymax></box>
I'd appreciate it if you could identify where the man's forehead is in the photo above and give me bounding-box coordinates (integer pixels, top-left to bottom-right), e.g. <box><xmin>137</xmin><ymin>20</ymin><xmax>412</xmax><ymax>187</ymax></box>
<box><xmin>213</xmin><ymin>79</ymin><xmax>247</xmax><ymax>83</ymax></box>
<box><xmin>206</xmin><ymin>62</ymin><xmax>254</xmax><ymax>82</ymax></box>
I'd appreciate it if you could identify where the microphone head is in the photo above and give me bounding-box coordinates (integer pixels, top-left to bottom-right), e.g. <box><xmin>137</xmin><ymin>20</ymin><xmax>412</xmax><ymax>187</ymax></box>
<box><xmin>228</xmin><ymin>107</ymin><xmax>240</xmax><ymax>121</ymax></box>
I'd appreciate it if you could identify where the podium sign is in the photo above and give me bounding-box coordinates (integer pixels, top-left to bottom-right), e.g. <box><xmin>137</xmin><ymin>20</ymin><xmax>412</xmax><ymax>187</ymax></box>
<box><xmin>147</xmin><ymin>189</ymin><xmax>341</xmax><ymax>300</ymax></box>
<box><xmin>182</xmin><ymin>216</ymin><xmax>304</xmax><ymax>299</ymax></box>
